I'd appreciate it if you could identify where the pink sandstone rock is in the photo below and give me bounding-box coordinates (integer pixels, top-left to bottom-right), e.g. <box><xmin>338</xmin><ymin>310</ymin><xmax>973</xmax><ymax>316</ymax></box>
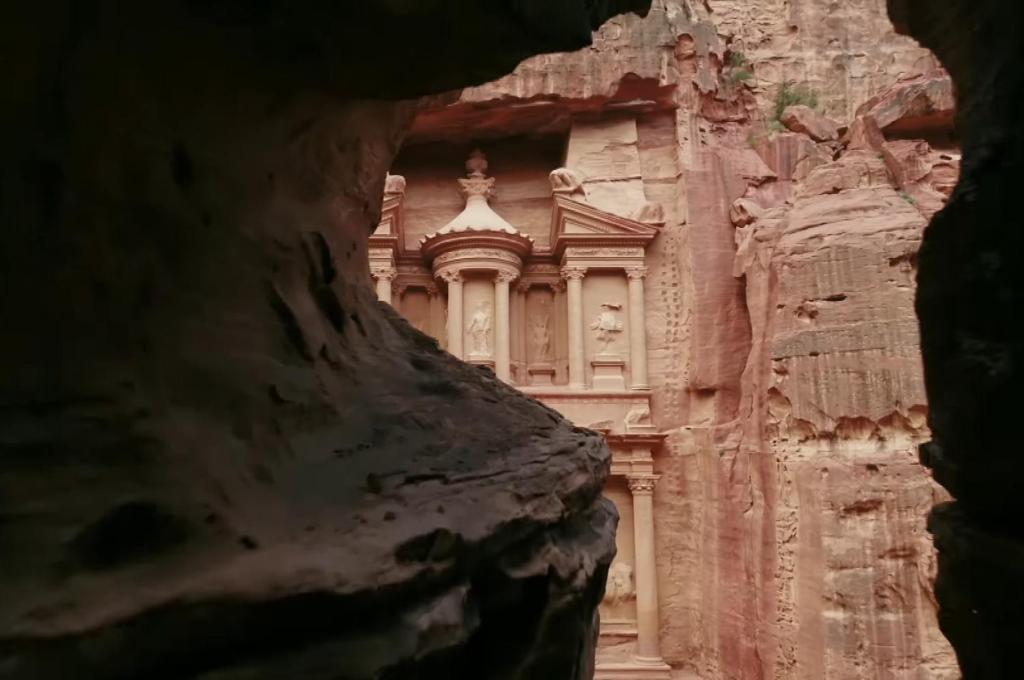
<box><xmin>855</xmin><ymin>70</ymin><xmax>954</xmax><ymax>137</ymax></box>
<box><xmin>780</xmin><ymin>104</ymin><xmax>841</xmax><ymax>142</ymax></box>
<box><xmin>379</xmin><ymin>3</ymin><xmax>962</xmax><ymax>679</ymax></box>
<box><xmin>845</xmin><ymin>113</ymin><xmax>888</xmax><ymax>151</ymax></box>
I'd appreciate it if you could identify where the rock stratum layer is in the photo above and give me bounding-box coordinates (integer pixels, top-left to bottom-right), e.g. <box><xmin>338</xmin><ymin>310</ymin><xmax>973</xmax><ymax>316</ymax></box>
<box><xmin>0</xmin><ymin>1</ymin><xmax>650</xmax><ymax>678</ymax></box>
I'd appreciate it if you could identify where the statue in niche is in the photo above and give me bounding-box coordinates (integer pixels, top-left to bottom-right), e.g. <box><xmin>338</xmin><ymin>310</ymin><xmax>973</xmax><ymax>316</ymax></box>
<box><xmin>466</xmin><ymin>300</ymin><xmax>492</xmax><ymax>356</ymax></box>
<box><xmin>529</xmin><ymin>313</ymin><xmax>552</xmax><ymax>362</ymax></box>
<box><xmin>598</xmin><ymin>561</ymin><xmax>630</xmax><ymax>606</ymax></box>
<box><xmin>590</xmin><ymin>302</ymin><xmax>624</xmax><ymax>354</ymax></box>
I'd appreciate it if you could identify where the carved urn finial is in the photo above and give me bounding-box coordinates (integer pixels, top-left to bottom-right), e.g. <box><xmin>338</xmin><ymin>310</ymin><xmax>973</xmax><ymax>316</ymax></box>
<box><xmin>465</xmin><ymin>149</ymin><xmax>488</xmax><ymax>178</ymax></box>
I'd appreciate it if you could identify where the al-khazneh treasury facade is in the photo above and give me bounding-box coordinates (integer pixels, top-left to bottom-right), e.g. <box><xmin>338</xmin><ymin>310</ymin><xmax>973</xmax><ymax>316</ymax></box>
<box><xmin>372</xmin><ymin>148</ymin><xmax>672</xmax><ymax>678</ymax></box>
<box><xmin>367</xmin><ymin>3</ymin><xmax>959</xmax><ymax>678</ymax></box>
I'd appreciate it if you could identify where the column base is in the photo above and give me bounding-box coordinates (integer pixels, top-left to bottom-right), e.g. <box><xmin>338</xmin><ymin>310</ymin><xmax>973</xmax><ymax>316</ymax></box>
<box><xmin>594</xmin><ymin>659</ymin><xmax>672</xmax><ymax>680</ymax></box>
<box><xmin>466</xmin><ymin>357</ymin><xmax>495</xmax><ymax>373</ymax></box>
<box><xmin>527</xmin><ymin>363</ymin><xmax>556</xmax><ymax>386</ymax></box>
<box><xmin>591</xmin><ymin>354</ymin><xmax>626</xmax><ymax>390</ymax></box>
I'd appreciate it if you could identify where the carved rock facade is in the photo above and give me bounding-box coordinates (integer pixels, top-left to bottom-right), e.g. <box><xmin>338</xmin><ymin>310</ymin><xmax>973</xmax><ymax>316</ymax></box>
<box><xmin>381</xmin><ymin>2</ymin><xmax>963</xmax><ymax>678</ymax></box>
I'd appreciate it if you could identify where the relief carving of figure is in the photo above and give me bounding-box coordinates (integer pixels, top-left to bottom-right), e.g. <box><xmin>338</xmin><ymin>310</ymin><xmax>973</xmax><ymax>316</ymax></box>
<box><xmin>466</xmin><ymin>300</ymin><xmax>492</xmax><ymax>356</ymax></box>
<box><xmin>529</xmin><ymin>313</ymin><xmax>552</xmax><ymax>362</ymax></box>
<box><xmin>590</xmin><ymin>302</ymin><xmax>624</xmax><ymax>353</ymax></box>
<box><xmin>625</xmin><ymin>404</ymin><xmax>652</xmax><ymax>428</ymax></box>
<box><xmin>602</xmin><ymin>560</ymin><xmax>635</xmax><ymax>606</ymax></box>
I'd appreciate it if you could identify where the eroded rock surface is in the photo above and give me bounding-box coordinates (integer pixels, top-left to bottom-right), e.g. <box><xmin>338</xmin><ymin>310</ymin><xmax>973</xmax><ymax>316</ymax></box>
<box><xmin>0</xmin><ymin>1</ymin><xmax>650</xmax><ymax>678</ymax></box>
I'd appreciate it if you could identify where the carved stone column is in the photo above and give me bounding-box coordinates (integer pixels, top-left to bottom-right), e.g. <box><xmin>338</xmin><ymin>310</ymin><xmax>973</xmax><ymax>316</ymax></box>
<box><xmin>626</xmin><ymin>266</ymin><xmax>650</xmax><ymax>390</ymax></box>
<box><xmin>515</xmin><ymin>280</ymin><xmax>531</xmax><ymax>383</ymax></box>
<box><xmin>371</xmin><ymin>266</ymin><xmax>396</xmax><ymax>305</ymax></box>
<box><xmin>561</xmin><ymin>265</ymin><xmax>587</xmax><ymax>389</ymax></box>
<box><xmin>440</xmin><ymin>270</ymin><xmax>464</xmax><ymax>359</ymax></box>
<box><xmin>494</xmin><ymin>271</ymin><xmax>515</xmax><ymax>382</ymax></box>
<box><xmin>628</xmin><ymin>475</ymin><xmax>662</xmax><ymax>663</ymax></box>
<box><xmin>426</xmin><ymin>282</ymin><xmax>443</xmax><ymax>345</ymax></box>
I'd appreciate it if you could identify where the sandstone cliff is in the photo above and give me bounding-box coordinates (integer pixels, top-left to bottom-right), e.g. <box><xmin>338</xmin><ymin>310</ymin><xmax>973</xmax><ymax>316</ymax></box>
<box><xmin>426</xmin><ymin>1</ymin><xmax>959</xmax><ymax>677</ymax></box>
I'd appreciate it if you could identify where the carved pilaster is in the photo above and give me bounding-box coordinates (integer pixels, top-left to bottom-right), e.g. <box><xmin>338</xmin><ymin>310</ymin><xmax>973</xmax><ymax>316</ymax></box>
<box><xmin>439</xmin><ymin>269</ymin><xmax>464</xmax><ymax>358</ymax></box>
<box><xmin>627</xmin><ymin>473</ymin><xmax>662</xmax><ymax>663</ymax></box>
<box><xmin>626</xmin><ymin>266</ymin><xmax>650</xmax><ymax>390</ymax></box>
<box><xmin>561</xmin><ymin>265</ymin><xmax>587</xmax><ymax>388</ymax></box>
<box><xmin>371</xmin><ymin>266</ymin><xmax>397</xmax><ymax>305</ymax></box>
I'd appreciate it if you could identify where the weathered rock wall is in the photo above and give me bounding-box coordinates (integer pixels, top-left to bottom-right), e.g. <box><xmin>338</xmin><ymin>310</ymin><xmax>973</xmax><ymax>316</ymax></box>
<box><xmin>0</xmin><ymin>1</ymin><xmax>651</xmax><ymax>678</ymax></box>
<box><xmin>708</xmin><ymin>0</ymin><xmax>940</xmax><ymax>120</ymax></box>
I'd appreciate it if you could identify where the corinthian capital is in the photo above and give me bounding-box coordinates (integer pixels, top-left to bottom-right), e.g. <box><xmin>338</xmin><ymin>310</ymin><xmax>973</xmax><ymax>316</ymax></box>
<box><xmin>371</xmin><ymin>266</ymin><xmax>397</xmax><ymax>282</ymax></box>
<box><xmin>627</xmin><ymin>475</ymin><xmax>657</xmax><ymax>495</ymax></box>
<box><xmin>494</xmin><ymin>270</ymin><xmax>517</xmax><ymax>284</ymax></box>
<box><xmin>438</xmin><ymin>269</ymin><xmax>463</xmax><ymax>284</ymax></box>
<box><xmin>560</xmin><ymin>265</ymin><xmax>587</xmax><ymax>281</ymax></box>
<box><xmin>625</xmin><ymin>266</ymin><xmax>648</xmax><ymax>280</ymax></box>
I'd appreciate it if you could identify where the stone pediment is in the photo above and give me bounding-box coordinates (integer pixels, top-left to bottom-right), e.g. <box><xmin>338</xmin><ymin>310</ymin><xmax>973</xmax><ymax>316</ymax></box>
<box><xmin>371</xmin><ymin>173</ymin><xmax>405</xmax><ymax>252</ymax></box>
<box><xmin>550</xmin><ymin>194</ymin><xmax>660</xmax><ymax>259</ymax></box>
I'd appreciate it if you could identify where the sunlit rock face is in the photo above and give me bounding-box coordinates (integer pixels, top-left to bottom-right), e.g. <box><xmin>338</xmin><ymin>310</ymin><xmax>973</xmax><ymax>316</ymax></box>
<box><xmin>378</xmin><ymin>1</ymin><xmax>967</xmax><ymax>678</ymax></box>
<box><xmin>0</xmin><ymin>2</ymin><xmax>650</xmax><ymax>678</ymax></box>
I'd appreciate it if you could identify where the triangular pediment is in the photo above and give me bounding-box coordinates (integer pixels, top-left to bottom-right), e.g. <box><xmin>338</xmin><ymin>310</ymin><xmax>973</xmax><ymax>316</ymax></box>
<box><xmin>371</xmin><ymin>190</ymin><xmax>404</xmax><ymax>252</ymax></box>
<box><xmin>550</xmin><ymin>194</ymin><xmax>660</xmax><ymax>257</ymax></box>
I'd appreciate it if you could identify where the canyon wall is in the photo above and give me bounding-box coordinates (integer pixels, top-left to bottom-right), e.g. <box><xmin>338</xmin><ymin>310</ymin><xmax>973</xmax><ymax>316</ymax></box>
<box><xmin>0</xmin><ymin>2</ymin><xmax>650</xmax><ymax>678</ymax></box>
<box><xmin>437</xmin><ymin>1</ymin><xmax>958</xmax><ymax>677</ymax></box>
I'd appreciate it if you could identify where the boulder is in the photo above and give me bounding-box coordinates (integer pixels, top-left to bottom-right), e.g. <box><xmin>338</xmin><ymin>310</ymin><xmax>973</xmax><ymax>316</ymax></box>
<box><xmin>854</xmin><ymin>70</ymin><xmax>954</xmax><ymax>138</ymax></box>
<box><xmin>780</xmin><ymin>104</ymin><xmax>841</xmax><ymax>141</ymax></box>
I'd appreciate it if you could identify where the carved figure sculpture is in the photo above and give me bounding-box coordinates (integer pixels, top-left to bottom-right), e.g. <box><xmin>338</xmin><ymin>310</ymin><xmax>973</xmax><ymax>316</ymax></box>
<box><xmin>590</xmin><ymin>302</ymin><xmax>623</xmax><ymax>353</ymax></box>
<box><xmin>602</xmin><ymin>560</ymin><xmax>635</xmax><ymax>605</ymax></box>
<box><xmin>467</xmin><ymin>300</ymin><xmax>492</xmax><ymax>356</ymax></box>
<box><xmin>530</xmin><ymin>313</ymin><xmax>552</xmax><ymax>361</ymax></box>
<box><xmin>625</xmin><ymin>404</ymin><xmax>652</xmax><ymax>428</ymax></box>
<box><xmin>549</xmin><ymin>167</ymin><xmax>586</xmax><ymax>198</ymax></box>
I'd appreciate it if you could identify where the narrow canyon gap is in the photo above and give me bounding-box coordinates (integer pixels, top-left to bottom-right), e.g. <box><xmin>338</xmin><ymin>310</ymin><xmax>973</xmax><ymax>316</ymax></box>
<box><xmin>0</xmin><ymin>1</ymin><xmax>1020</xmax><ymax>679</ymax></box>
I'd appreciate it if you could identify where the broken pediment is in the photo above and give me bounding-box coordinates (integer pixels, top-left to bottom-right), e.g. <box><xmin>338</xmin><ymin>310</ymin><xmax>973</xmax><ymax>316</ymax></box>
<box><xmin>550</xmin><ymin>192</ymin><xmax>661</xmax><ymax>259</ymax></box>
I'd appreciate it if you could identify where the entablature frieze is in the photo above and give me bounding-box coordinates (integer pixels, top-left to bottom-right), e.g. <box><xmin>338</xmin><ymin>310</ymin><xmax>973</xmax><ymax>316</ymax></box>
<box><xmin>369</xmin><ymin>246</ymin><xmax>396</xmax><ymax>262</ymax></box>
<box><xmin>562</xmin><ymin>246</ymin><xmax>646</xmax><ymax>271</ymax></box>
<box><xmin>431</xmin><ymin>247</ymin><xmax>523</xmax><ymax>283</ymax></box>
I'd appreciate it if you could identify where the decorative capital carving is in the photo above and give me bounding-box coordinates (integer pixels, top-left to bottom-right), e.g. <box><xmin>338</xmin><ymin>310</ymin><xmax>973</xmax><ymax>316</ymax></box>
<box><xmin>425</xmin><ymin>282</ymin><xmax>440</xmax><ymax>297</ymax></box>
<box><xmin>494</xmin><ymin>270</ymin><xmax>517</xmax><ymax>284</ymax></box>
<box><xmin>549</xmin><ymin>280</ymin><xmax>566</xmax><ymax>294</ymax></box>
<box><xmin>560</xmin><ymin>265</ymin><xmax>588</xmax><ymax>281</ymax></box>
<box><xmin>515</xmin><ymin>280</ymin><xmax>532</xmax><ymax>294</ymax></box>
<box><xmin>627</xmin><ymin>475</ymin><xmax>657</xmax><ymax>495</ymax></box>
<box><xmin>438</xmin><ymin>269</ymin><xmax>463</xmax><ymax>284</ymax></box>
<box><xmin>393</xmin><ymin>282</ymin><xmax>409</xmax><ymax>297</ymax></box>
<box><xmin>625</xmin><ymin>266</ymin><xmax>648</xmax><ymax>280</ymax></box>
<box><xmin>371</xmin><ymin>266</ymin><xmax>397</xmax><ymax>282</ymax></box>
